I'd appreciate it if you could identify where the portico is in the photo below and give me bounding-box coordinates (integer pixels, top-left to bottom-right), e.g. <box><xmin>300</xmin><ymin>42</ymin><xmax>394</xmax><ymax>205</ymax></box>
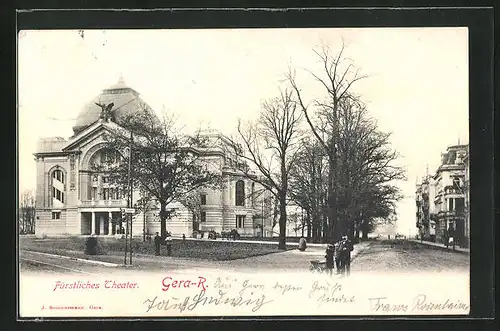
<box><xmin>80</xmin><ymin>210</ymin><xmax>123</xmax><ymax>235</ymax></box>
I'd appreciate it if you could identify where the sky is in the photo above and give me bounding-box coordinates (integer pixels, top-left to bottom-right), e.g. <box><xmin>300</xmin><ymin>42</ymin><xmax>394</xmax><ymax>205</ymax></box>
<box><xmin>18</xmin><ymin>28</ymin><xmax>469</xmax><ymax>236</ymax></box>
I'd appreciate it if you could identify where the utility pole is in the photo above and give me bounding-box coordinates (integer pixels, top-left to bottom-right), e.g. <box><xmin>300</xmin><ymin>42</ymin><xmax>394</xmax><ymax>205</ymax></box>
<box><xmin>124</xmin><ymin>209</ymin><xmax>128</xmax><ymax>265</ymax></box>
<box><xmin>128</xmin><ymin>131</ymin><xmax>134</xmax><ymax>265</ymax></box>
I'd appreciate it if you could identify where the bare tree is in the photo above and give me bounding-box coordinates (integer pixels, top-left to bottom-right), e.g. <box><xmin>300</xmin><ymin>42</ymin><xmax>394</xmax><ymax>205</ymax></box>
<box><xmin>101</xmin><ymin>109</ymin><xmax>223</xmax><ymax>239</ymax></box>
<box><xmin>287</xmin><ymin>43</ymin><xmax>368</xmax><ymax>242</ymax></box>
<box><xmin>20</xmin><ymin>190</ymin><xmax>36</xmax><ymax>234</ymax></box>
<box><xmin>227</xmin><ymin>88</ymin><xmax>302</xmax><ymax>249</ymax></box>
<box><xmin>288</xmin><ymin>137</ymin><xmax>328</xmax><ymax>242</ymax></box>
<box><xmin>288</xmin><ymin>43</ymin><xmax>406</xmax><ymax>243</ymax></box>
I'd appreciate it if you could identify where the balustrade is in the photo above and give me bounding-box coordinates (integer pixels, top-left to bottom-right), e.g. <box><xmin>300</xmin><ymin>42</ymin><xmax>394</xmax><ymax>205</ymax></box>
<box><xmin>80</xmin><ymin>199</ymin><xmax>127</xmax><ymax>207</ymax></box>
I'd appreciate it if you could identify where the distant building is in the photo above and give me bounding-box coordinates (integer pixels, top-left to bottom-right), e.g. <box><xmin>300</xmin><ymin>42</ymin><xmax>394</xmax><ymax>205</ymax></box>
<box><xmin>415</xmin><ymin>172</ymin><xmax>436</xmax><ymax>241</ymax></box>
<box><xmin>34</xmin><ymin>78</ymin><xmax>273</xmax><ymax>238</ymax></box>
<box><xmin>463</xmin><ymin>150</ymin><xmax>470</xmax><ymax>247</ymax></box>
<box><xmin>415</xmin><ymin>144</ymin><xmax>469</xmax><ymax>247</ymax></box>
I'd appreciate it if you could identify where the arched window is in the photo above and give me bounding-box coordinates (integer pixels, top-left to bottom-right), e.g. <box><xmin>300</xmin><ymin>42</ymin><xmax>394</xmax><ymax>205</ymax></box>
<box><xmin>52</xmin><ymin>169</ymin><xmax>64</xmax><ymax>184</ymax></box>
<box><xmin>51</xmin><ymin>169</ymin><xmax>65</xmax><ymax>206</ymax></box>
<box><xmin>235</xmin><ymin>180</ymin><xmax>245</xmax><ymax>206</ymax></box>
<box><xmin>100</xmin><ymin>148</ymin><xmax>119</xmax><ymax>164</ymax></box>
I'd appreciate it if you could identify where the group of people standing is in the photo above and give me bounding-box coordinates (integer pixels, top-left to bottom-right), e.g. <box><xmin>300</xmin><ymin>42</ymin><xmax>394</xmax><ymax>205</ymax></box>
<box><xmin>325</xmin><ymin>235</ymin><xmax>354</xmax><ymax>277</ymax></box>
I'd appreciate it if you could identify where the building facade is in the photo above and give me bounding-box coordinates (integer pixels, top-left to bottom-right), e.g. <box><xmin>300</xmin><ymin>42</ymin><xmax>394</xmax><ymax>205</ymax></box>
<box><xmin>415</xmin><ymin>173</ymin><xmax>436</xmax><ymax>241</ymax></box>
<box><xmin>415</xmin><ymin>144</ymin><xmax>469</xmax><ymax>247</ymax></box>
<box><xmin>463</xmin><ymin>150</ymin><xmax>470</xmax><ymax>246</ymax></box>
<box><xmin>34</xmin><ymin>78</ymin><xmax>274</xmax><ymax>238</ymax></box>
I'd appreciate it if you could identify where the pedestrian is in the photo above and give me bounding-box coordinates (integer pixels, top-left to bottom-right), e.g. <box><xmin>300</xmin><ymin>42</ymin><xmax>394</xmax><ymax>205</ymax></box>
<box><xmin>333</xmin><ymin>241</ymin><xmax>342</xmax><ymax>274</ymax></box>
<box><xmin>154</xmin><ymin>232</ymin><xmax>161</xmax><ymax>256</ymax></box>
<box><xmin>342</xmin><ymin>235</ymin><xmax>354</xmax><ymax>277</ymax></box>
<box><xmin>182</xmin><ymin>234</ymin><xmax>186</xmax><ymax>242</ymax></box>
<box><xmin>166</xmin><ymin>235</ymin><xmax>172</xmax><ymax>256</ymax></box>
<box><xmin>447</xmin><ymin>224</ymin><xmax>456</xmax><ymax>251</ymax></box>
<box><xmin>325</xmin><ymin>244</ymin><xmax>335</xmax><ymax>276</ymax></box>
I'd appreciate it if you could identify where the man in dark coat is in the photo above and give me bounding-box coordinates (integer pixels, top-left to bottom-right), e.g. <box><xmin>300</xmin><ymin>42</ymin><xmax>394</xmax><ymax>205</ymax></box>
<box><xmin>342</xmin><ymin>235</ymin><xmax>354</xmax><ymax>277</ymax></box>
<box><xmin>325</xmin><ymin>244</ymin><xmax>335</xmax><ymax>276</ymax></box>
<box><xmin>154</xmin><ymin>232</ymin><xmax>161</xmax><ymax>256</ymax></box>
<box><xmin>333</xmin><ymin>241</ymin><xmax>342</xmax><ymax>274</ymax></box>
<box><xmin>166</xmin><ymin>234</ymin><xmax>173</xmax><ymax>256</ymax></box>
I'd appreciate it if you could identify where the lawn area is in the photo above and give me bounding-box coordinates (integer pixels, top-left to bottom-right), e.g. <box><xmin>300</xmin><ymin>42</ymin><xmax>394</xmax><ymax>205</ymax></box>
<box><xmin>19</xmin><ymin>236</ymin><xmax>295</xmax><ymax>261</ymax></box>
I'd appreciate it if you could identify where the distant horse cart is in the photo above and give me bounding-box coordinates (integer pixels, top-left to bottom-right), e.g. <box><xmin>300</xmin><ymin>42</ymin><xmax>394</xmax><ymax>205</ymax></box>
<box><xmin>220</xmin><ymin>229</ymin><xmax>241</xmax><ymax>241</ymax></box>
<box><xmin>192</xmin><ymin>230</ymin><xmax>219</xmax><ymax>239</ymax></box>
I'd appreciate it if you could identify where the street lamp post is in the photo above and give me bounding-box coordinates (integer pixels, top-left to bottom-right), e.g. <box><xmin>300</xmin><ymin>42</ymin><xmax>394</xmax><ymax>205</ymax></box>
<box><xmin>261</xmin><ymin>198</ymin><xmax>264</xmax><ymax>238</ymax></box>
<box><xmin>143</xmin><ymin>199</ymin><xmax>146</xmax><ymax>242</ymax></box>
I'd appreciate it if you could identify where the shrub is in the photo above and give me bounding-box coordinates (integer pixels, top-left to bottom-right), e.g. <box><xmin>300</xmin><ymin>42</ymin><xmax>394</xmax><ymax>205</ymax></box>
<box><xmin>298</xmin><ymin>237</ymin><xmax>307</xmax><ymax>251</ymax></box>
<box><xmin>84</xmin><ymin>236</ymin><xmax>105</xmax><ymax>255</ymax></box>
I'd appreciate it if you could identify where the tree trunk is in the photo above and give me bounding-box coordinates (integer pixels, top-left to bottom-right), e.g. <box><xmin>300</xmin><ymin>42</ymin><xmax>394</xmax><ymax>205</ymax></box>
<box><xmin>354</xmin><ymin>220</ymin><xmax>361</xmax><ymax>242</ymax></box>
<box><xmin>278</xmin><ymin>191</ymin><xmax>287</xmax><ymax>250</ymax></box>
<box><xmin>327</xmin><ymin>164</ymin><xmax>335</xmax><ymax>242</ymax></box>
<box><xmin>278</xmin><ymin>156</ymin><xmax>288</xmax><ymax>250</ymax></box>
<box><xmin>322</xmin><ymin>216</ymin><xmax>328</xmax><ymax>243</ymax></box>
<box><xmin>32</xmin><ymin>208</ymin><xmax>36</xmax><ymax>233</ymax></box>
<box><xmin>360</xmin><ymin>219</ymin><xmax>369</xmax><ymax>240</ymax></box>
<box><xmin>306</xmin><ymin>211</ymin><xmax>311</xmax><ymax>240</ymax></box>
<box><xmin>311</xmin><ymin>214</ymin><xmax>317</xmax><ymax>243</ymax></box>
<box><xmin>160</xmin><ymin>201</ymin><xmax>168</xmax><ymax>238</ymax></box>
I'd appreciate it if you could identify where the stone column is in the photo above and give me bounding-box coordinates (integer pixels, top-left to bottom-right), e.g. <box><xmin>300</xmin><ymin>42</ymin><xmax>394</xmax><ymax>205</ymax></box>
<box><xmin>108</xmin><ymin>212</ymin><xmax>113</xmax><ymax>235</ymax></box>
<box><xmin>91</xmin><ymin>212</ymin><xmax>95</xmax><ymax>235</ymax></box>
<box><xmin>229</xmin><ymin>179</ymin><xmax>234</xmax><ymax>205</ymax></box>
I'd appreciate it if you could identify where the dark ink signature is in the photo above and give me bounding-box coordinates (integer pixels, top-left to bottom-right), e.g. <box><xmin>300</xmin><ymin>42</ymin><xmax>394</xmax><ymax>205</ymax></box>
<box><xmin>143</xmin><ymin>289</ymin><xmax>273</xmax><ymax>313</ymax></box>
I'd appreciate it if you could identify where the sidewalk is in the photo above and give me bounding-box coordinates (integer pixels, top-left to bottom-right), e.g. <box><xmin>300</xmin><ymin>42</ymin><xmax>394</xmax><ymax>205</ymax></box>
<box><xmin>410</xmin><ymin>239</ymin><xmax>470</xmax><ymax>254</ymax></box>
<box><xmin>221</xmin><ymin>240</ymin><xmax>373</xmax><ymax>272</ymax></box>
<box><xmin>175</xmin><ymin>236</ymin><xmax>329</xmax><ymax>248</ymax></box>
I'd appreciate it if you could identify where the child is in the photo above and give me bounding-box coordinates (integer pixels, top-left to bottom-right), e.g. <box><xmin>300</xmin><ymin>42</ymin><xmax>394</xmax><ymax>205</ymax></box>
<box><xmin>325</xmin><ymin>244</ymin><xmax>335</xmax><ymax>276</ymax></box>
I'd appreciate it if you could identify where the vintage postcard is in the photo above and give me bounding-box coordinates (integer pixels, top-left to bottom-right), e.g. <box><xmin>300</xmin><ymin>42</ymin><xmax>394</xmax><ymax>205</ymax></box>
<box><xmin>18</xmin><ymin>27</ymin><xmax>470</xmax><ymax>318</ymax></box>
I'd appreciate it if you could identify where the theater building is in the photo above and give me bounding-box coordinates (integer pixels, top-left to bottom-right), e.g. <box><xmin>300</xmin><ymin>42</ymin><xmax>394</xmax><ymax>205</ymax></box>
<box><xmin>34</xmin><ymin>78</ymin><xmax>274</xmax><ymax>238</ymax></box>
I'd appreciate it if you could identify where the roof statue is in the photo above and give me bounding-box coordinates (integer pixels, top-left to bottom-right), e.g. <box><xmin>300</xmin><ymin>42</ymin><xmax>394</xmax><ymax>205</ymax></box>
<box><xmin>95</xmin><ymin>102</ymin><xmax>115</xmax><ymax>122</ymax></box>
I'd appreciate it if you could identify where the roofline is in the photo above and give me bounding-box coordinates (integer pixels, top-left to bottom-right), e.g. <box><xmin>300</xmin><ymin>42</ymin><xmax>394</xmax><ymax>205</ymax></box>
<box><xmin>34</xmin><ymin>151</ymin><xmax>81</xmax><ymax>158</ymax></box>
<box><xmin>63</xmin><ymin>120</ymin><xmax>124</xmax><ymax>151</ymax></box>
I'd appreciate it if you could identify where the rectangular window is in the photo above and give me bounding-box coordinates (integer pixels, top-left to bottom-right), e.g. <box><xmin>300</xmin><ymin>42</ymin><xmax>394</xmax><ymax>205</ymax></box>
<box><xmin>52</xmin><ymin>212</ymin><xmax>61</xmax><ymax>219</ymax></box>
<box><xmin>52</xmin><ymin>187</ymin><xmax>56</xmax><ymax>198</ymax></box>
<box><xmin>455</xmin><ymin>198</ymin><xmax>465</xmax><ymax>213</ymax></box>
<box><xmin>200</xmin><ymin>194</ymin><xmax>207</xmax><ymax>205</ymax></box>
<box><xmin>448</xmin><ymin>198</ymin><xmax>454</xmax><ymax>212</ymax></box>
<box><xmin>103</xmin><ymin>188</ymin><xmax>109</xmax><ymax>200</ymax></box>
<box><xmin>56</xmin><ymin>190</ymin><xmax>61</xmax><ymax>200</ymax></box>
<box><xmin>200</xmin><ymin>211</ymin><xmax>206</xmax><ymax>223</ymax></box>
<box><xmin>236</xmin><ymin>215</ymin><xmax>245</xmax><ymax>228</ymax></box>
<box><xmin>61</xmin><ymin>193</ymin><xmax>64</xmax><ymax>203</ymax></box>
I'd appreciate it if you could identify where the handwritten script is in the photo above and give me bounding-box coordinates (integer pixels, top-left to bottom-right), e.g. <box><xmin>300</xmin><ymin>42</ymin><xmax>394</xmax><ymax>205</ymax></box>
<box><xmin>368</xmin><ymin>295</ymin><xmax>470</xmax><ymax>313</ymax></box>
<box><xmin>143</xmin><ymin>290</ymin><xmax>273</xmax><ymax>313</ymax></box>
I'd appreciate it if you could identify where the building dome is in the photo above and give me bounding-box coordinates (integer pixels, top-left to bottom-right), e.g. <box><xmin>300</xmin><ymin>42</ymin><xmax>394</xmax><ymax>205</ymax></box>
<box><xmin>72</xmin><ymin>77</ymin><xmax>157</xmax><ymax>135</ymax></box>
